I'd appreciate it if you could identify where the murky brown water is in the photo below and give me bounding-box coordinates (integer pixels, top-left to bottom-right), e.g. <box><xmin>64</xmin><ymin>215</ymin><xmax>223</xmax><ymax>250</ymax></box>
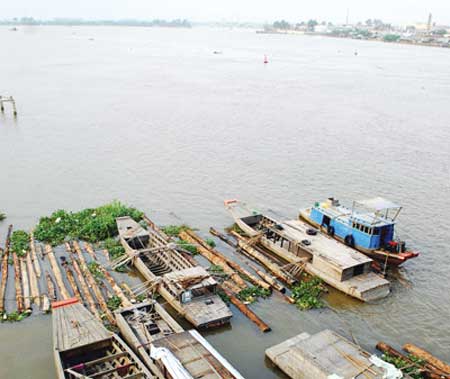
<box><xmin>1</xmin><ymin>25</ymin><xmax>450</xmax><ymax>378</ymax></box>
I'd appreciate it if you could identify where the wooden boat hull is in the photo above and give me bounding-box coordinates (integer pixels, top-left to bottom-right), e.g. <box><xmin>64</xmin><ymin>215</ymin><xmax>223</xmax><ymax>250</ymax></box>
<box><xmin>299</xmin><ymin>210</ymin><xmax>418</xmax><ymax>267</ymax></box>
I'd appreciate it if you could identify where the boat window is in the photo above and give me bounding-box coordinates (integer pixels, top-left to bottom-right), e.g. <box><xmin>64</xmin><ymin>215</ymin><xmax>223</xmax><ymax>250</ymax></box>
<box><xmin>363</xmin><ymin>226</ymin><xmax>369</xmax><ymax>234</ymax></box>
<box><xmin>373</xmin><ymin>228</ymin><xmax>380</xmax><ymax>235</ymax></box>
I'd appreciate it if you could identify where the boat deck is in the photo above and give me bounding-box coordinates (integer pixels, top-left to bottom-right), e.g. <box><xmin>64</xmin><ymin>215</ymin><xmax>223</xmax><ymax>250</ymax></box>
<box><xmin>53</xmin><ymin>299</ymin><xmax>111</xmax><ymax>352</ymax></box>
<box><xmin>266</xmin><ymin>329</ymin><xmax>398</xmax><ymax>379</ymax></box>
<box><xmin>153</xmin><ymin>330</ymin><xmax>243</xmax><ymax>379</ymax></box>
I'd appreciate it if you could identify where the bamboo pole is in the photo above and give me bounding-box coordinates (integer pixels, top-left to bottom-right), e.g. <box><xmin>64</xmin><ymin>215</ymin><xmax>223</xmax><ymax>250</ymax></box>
<box><xmin>179</xmin><ymin>231</ymin><xmax>247</xmax><ymax>289</ymax></box>
<box><xmin>0</xmin><ymin>224</ymin><xmax>13</xmax><ymax>313</ymax></box>
<box><xmin>41</xmin><ymin>294</ymin><xmax>50</xmax><ymax>313</ymax></box>
<box><xmin>12</xmin><ymin>252</ymin><xmax>24</xmax><ymax>313</ymax></box>
<box><xmin>221</xmin><ymin>279</ymin><xmax>242</xmax><ymax>294</ymax></box>
<box><xmin>221</xmin><ymin>285</ymin><xmax>271</xmax><ymax>333</ymax></box>
<box><xmin>249</xmin><ymin>264</ymin><xmax>286</xmax><ymax>293</ymax></box>
<box><xmin>98</xmin><ymin>266</ymin><xmax>132</xmax><ymax>308</ymax></box>
<box><xmin>30</xmin><ymin>232</ymin><xmax>41</xmax><ymax>278</ymax></box>
<box><xmin>84</xmin><ymin>242</ymin><xmax>97</xmax><ymax>261</ymax></box>
<box><xmin>26</xmin><ymin>252</ymin><xmax>40</xmax><ymax>308</ymax></box>
<box><xmin>231</xmin><ymin>231</ymin><xmax>296</xmax><ymax>286</ymax></box>
<box><xmin>209</xmin><ymin>227</ymin><xmax>237</xmax><ymax>248</ymax></box>
<box><xmin>121</xmin><ymin>283</ymin><xmax>137</xmax><ymax>302</ymax></box>
<box><xmin>63</xmin><ymin>264</ymin><xmax>81</xmax><ymax>301</ymax></box>
<box><xmin>45</xmin><ymin>244</ymin><xmax>70</xmax><ymax>300</ymax></box>
<box><xmin>185</xmin><ymin>229</ymin><xmax>270</xmax><ymax>290</ymax></box>
<box><xmin>45</xmin><ymin>272</ymin><xmax>56</xmax><ymax>301</ymax></box>
<box><xmin>103</xmin><ymin>249</ymin><xmax>110</xmax><ymax>261</ymax></box>
<box><xmin>72</xmin><ymin>241</ymin><xmax>115</xmax><ymax>324</ymax></box>
<box><xmin>65</xmin><ymin>242</ymin><xmax>100</xmax><ymax>319</ymax></box>
<box><xmin>20</xmin><ymin>258</ymin><xmax>31</xmax><ymax>311</ymax></box>
<box><xmin>403</xmin><ymin>344</ymin><xmax>450</xmax><ymax>375</ymax></box>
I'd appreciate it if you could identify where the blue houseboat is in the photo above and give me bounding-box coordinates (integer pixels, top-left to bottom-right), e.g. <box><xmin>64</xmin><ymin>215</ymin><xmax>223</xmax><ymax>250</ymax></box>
<box><xmin>299</xmin><ymin>197</ymin><xmax>419</xmax><ymax>267</ymax></box>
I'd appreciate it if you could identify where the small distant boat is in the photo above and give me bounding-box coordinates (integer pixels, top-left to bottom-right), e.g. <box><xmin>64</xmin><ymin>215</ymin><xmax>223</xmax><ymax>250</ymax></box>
<box><xmin>264</xmin><ymin>55</ymin><xmax>269</xmax><ymax>64</ymax></box>
<box><xmin>117</xmin><ymin>216</ymin><xmax>232</xmax><ymax>328</ymax></box>
<box><xmin>52</xmin><ymin>298</ymin><xmax>154</xmax><ymax>379</ymax></box>
<box><xmin>225</xmin><ymin>200</ymin><xmax>390</xmax><ymax>302</ymax></box>
<box><xmin>300</xmin><ymin>197</ymin><xmax>419</xmax><ymax>267</ymax></box>
<box><xmin>116</xmin><ymin>301</ymin><xmax>245</xmax><ymax>379</ymax></box>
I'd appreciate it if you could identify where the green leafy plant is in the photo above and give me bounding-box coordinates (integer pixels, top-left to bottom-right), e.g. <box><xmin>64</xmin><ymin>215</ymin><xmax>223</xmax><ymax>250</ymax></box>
<box><xmin>161</xmin><ymin>224</ymin><xmax>191</xmax><ymax>237</ymax></box>
<box><xmin>88</xmin><ymin>261</ymin><xmax>104</xmax><ymax>282</ymax></box>
<box><xmin>176</xmin><ymin>240</ymin><xmax>198</xmax><ymax>255</ymax></box>
<box><xmin>136</xmin><ymin>294</ymin><xmax>147</xmax><ymax>302</ymax></box>
<box><xmin>381</xmin><ymin>353</ymin><xmax>426</xmax><ymax>379</ymax></box>
<box><xmin>225</xmin><ymin>223</ymin><xmax>244</xmax><ymax>235</ymax></box>
<box><xmin>34</xmin><ymin>201</ymin><xmax>143</xmax><ymax>246</ymax></box>
<box><xmin>205</xmin><ymin>238</ymin><xmax>216</xmax><ymax>248</ymax></box>
<box><xmin>106</xmin><ymin>295</ymin><xmax>122</xmax><ymax>311</ymax></box>
<box><xmin>209</xmin><ymin>265</ymin><xmax>224</xmax><ymax>273</ymax></box>
<box><xmin>291</xmin><ymin>276</ymin><xmax>324</xmax><ymax>310</ymax></box>
<box><xmin>0</xmin><ymin>212</ymin><xmax>6</xmax><ymax>221</ymax></box>
<box><xmin>102</xmin><ymin>238</ymin><xmax>125</xmax><ymax>260</ymax></box>
<box><xmin>1</xmin><ymin>311</ymin><xmax>30</xmax><ymax>322</ymax></box>
<box><xmin>237</xmin><ymin>286</ymin><xmax>271</xmax><ymax>303</ymax></box>
<box><xmin>217</xmin><ymin>289</ymin><xmax>231</xmax><ymax>305</ymax></box>
<box><xmin>10</xmin><ymin>230</ymin><xmax>30</xmax><ymax>257</ymax></box>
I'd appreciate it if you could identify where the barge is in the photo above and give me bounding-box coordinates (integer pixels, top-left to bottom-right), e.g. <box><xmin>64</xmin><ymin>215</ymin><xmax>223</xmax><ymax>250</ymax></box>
<box><xmin>52</xmin><ymin>298</ymin><xmax>154</xmax><ymax>379</ymax></box>
<box><xmin>300</xmin><ymin>197</ymin><xmax>419</xmax><ymax>267</ymax></box>
<box><xmin>225</xmin><ymin>200</ymin><xmax>390</xmax><ymax>302</ymax></box>
<box><xmin>116</xmin><ymin>301</ymin><xmax>245</xmax><ymax>379</ymax></box>
<box><xmin>116</xmin><ymin>216</ymin><xmax>232</xmax><ymax>328</ymax></box>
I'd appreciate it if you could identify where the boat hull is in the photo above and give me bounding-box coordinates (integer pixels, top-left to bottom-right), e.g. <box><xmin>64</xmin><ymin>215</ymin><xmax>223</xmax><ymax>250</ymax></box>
<box><xmin>299</xmin><ymin>210</ymin><xmax>417</xmax><ymax>267</ymax></box>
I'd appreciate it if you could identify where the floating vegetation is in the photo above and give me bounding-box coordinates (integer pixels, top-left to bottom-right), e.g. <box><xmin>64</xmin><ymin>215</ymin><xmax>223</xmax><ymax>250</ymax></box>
<box><xmin>237</xmin><ymin>286</ymin><xmax>271</xmax><ymax>304</ymax></box>
<box><xmin>1</xmin><ymin>311</ymin><xmax>31</xmax><ymax>322</ymax></box>
<box><xmin>0</xmin><ymin>212</ymin><xmax>5</xmax><ymax>221</ymax></box>
<box><xmin>136</xmin><ymin>294</ymin><xmax>147</xmax><ymax>302</ymax></box>
<box><xmin>205</xmin><ymin>238</ymin><xmax>216</xmax><ymax>248</ymax></box>
<box><xmin>34</xmin><ymin>201</ymin><xmax>143</xmax><ymax>246</ymax></box>
<box><xmin>161</xmin><ymin>224</ymin><xmax>191</xmax><ymax>237</ymax></box>
<box><xmin>102</xmin><ymin>238</ymin><xmax>125</xmax><ymax>261</ymax></box>
<box><xmin>10</xmin><ymin>230</ymin><xmax>30</xmax><ymax>257</ymax></box>
<box><xmin>106</xmin><ymin>295</ymin><xmax>122</xmax><ymax>311</ymax></box>
<box><xmin>217</xmin><ymin>288</ymin><xmax>231</xmax><ymax>305</ymax></box>
<box><xmin>209</xmin><ymin>265</ymin><xmax>224</xmax><ymax>273</ymax></box>
<box><xmin>291</xmin><ymin>276</ymin><xmax>324</xmax><ymax>310</ymax></box>
<box><xmin>381</xmin><ymin>353</ymin><xmax>426</xmax><ymax>379</ymax></box>
<box><xmin>225</xmin><ymin>223</ymin><xmax>244</xmax><ymax>235</ymax></box>
<box><xmin>88</xmin><ymin>261</ymin><xmax>104</xmax><ymax>282</ymax></box>
<box><xmin>176</xmin><ymin>240</ymin><xmax>198</xmax><ymax>255</ymax></box>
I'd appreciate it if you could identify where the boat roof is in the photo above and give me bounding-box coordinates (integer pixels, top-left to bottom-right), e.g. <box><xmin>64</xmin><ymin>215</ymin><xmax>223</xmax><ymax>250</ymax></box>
<box><xmin>52</xmin><ymin>298</ymin><xmax>111</xmax><ymax>353</ymax></box>
<box><xmin>356</xmin><ymin>197</ymin><xmax>400</xmax><ymax>211</ymax></box>
<box><xmin>116</xmin><ymin>216</ymin><xmax>149</xmax><ymax>240</ymax></box>
<box><xmin>282</xmin><ymin>220</ymin><xmax>373</xmax><ymax>269</ymax></box>
<box><xmin>163</xmin><ymin>266</ymin><xmax>217</xmax><ymax>294</ymax></box>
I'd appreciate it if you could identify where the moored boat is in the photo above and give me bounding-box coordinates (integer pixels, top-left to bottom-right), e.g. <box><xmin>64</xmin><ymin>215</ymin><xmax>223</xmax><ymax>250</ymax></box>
<box><xmin>116</xmin><ymin>216</ymin><xmax>232</xmax><ymax>328</ymax></box>
<box><xmin>300</xmin><ymin>197</ymin><xmax>419</xmax><ymax>267</ymax></box>
<box><xmin>52</xmin><ymin>298</ymin><xmax>154</xmax><ymax>379</ymax></box>
<box><xmin>225</xmin><ymin>200</ymin><xmax>390</xmax><ymax>302</ymax></box>
<box><xmin>116</xmin><ymin>301</ymin><xmax>246</xmax><ymax>379</ymax></box>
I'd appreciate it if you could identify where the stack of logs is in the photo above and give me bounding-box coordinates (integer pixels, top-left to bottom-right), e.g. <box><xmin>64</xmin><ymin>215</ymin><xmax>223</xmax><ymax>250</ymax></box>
<box><xmin>377</xmin><ymin>342</ymin><xmax>450</xmax><ymax>379</ymax></box>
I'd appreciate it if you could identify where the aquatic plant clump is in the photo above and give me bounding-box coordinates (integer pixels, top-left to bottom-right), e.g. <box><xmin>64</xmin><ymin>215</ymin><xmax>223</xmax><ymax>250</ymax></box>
<box><xmin>10</xmin><ymin>230</ymin><xmax>30</xmax><ymax>257</ymax></box>
<box><xmin>209</xmin><ymin>264</ymin><xmax>224</xmax><ymax>273</ymax></box>
<box><xmin>0</xmin><ymin>212</ymin><xmax>6</xmax><ymax>221</ymax></box>
<box><xmin>381</xmin><ymin>353</ymin><xmax>426</xmax><ymax>379</ymax></box>
<box><xmin>106</xmin><ymin>295</ymin><xmax>122</xmax><ymax>311</ymax></box>
<box><xmin>176</xmin><ymin>240</ymin><xmax>198</xmax><ymax>255</ymax></box>
<box><xmin>161</xmin><ymin>224</ymin><xmax>191</xmax><ymax>237</ymax></box>
<box><xmin>237</xmin><ymin>286</ymin><xmax>271</xmax><ymax>303</ymax></box>
<box><xmin>225</xmin><ymin>223</ymin><xmax>245</xmax><ymax>235</ymax></box>
<box><xmin>34</xmin><ymin>201</ymin><xmax>144</xmax><ymax>246</ymax></box>
<box><xmin>102</xmin><ymin>238</ymin><xmax>125</xmax><ymax>260</ymax></box>
<box><xmin>88</xmin><ymin>261</ymin><xmax>104</xmax><ymax>282</ymax></box>
<box><xmin>205</xmin><ymin>238</ymin><xmax>216</xmax><ymax>248</ymax></box>
<box><xmin>1</xmin><ymin>311</ymin><xmax>31</xmax><ymax>322</ymax></box>
<box><xmin>291</xmin><ymin>276</ymin><xmax>325</xmax><ymax>310</ymax></box>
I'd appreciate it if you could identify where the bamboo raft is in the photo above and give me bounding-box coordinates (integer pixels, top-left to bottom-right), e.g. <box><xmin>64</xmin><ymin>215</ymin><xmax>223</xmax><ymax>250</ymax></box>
<box><xmin>52</xmin><ymin>298</ymin><xmax>154</xmax><ymax>379</ymax></box>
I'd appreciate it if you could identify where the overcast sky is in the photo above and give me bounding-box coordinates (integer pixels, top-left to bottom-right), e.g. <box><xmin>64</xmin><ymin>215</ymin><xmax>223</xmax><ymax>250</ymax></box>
<box><xmin>1</xmin><ymin>0</ymin><xmax>449</xmax><ymax>25</ymax></box>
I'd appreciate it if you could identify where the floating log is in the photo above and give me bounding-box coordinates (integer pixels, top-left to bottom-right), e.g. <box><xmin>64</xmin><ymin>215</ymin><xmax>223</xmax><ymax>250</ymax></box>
<box><xmin>45</xmin><ymin>244</ymin><xmax>70</xmax><ymax>300</ymax></box>
<box><xmin>186</xmin><ymin>229</ymin><xmax>270</xmax><ymax>290</ymax></box>
<box><xmin>41</xmin><ymin>294</ymin><xmax>50</xmax><ymax>313</ymax></box>
<box><xmin>12</xmin><ymin>252</ymin><xmax>24</xmax><ymax>313</ymax></box>
<box><xmin>84</xmin><ymin>242</ymin><xmax>97</xmax><ymax>261</ymax></box>
<box><xmin>70</xmin><ymin>257</ymin><xmax>100</xmax><ymax>319</ymax></box>
<box><xmin>99</xmin><ymin>266</ymin><xmax>132</xmax><ymax>308</ymax></box>
<box><xmin>179</xmin><ymin>230</ymin><xmax>247</xmax><ymax>290</ymax></box>
<box><xmin>30</xmin><ymin>232</ymin><xmax>41</xmax><ymax>278</ymax></box>
<box><xmin>209</xmin><ymin>227</ymin><xmax>238</xmax><ymax>248</ymax></box>
<box><xmin>121</xmin><ymin>282</ymin><xmax>137</xmax><ymax>302</ymax></box>
<box><xmin>63</xmin><ymin>264</ymin><xmax>81</xmax><ymax>301</ymax></box>
<box><xmin>45</xmin><ymin>272</ymin><xmax>56</xmax><ymax>301</ymax></box>
<box><xmin>221</xmin><ymin>286</ymin><xmax>271</xmax><ymax>333</ymax></box>
<box><xmin>403</xmin><ymin>344</ymin><xmax>450</xmax><ymax>375</ymax></box>
<box><xmin>72</xmin><ymin>241</ymin><xmax>115</xmax><ymax>324</ymax></box>
<box><xmin>221</xmin><ymin>279</ymin><xmax>243</xmax><ymax>294</ymax></box>
<box><xmin>249</xmin><ymin>264</ymin><xmax>286</xmax><ymax>293</ymax></box>
<box><xmin>26</xmin><ymin>252</ymin><xmax>40</xmax><ymax>308</ymax></box>
<box><xmin>102</xmin><ymin>249</ymin><xmax>110</xmax><ymax>261</ymax></box>
<box><xmin>376</xmin><ymin>342</ymin><xmax>446</xmax><ymax>379</ymax></box>
<box><xmin>20</xmin><ymin>257</ymin><xmax>31</xmax><ymax>311</ymax></box>
<box><xmin>0</xmin><ymin>224</ymin><xmax>13</xmax><ymax>313</ymax></box>
<box><xmin>231</xmin><ymin>231</ymin><xmax>296</xmax><ymax>286</ymax></box>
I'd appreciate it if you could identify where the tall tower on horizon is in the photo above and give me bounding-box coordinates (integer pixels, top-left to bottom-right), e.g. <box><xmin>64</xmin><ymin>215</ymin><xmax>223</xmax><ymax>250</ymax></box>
<box><xmin>346</xmin><ymin>8</ymin><xmax>349</xmax><ymax>25</ymax></box>
<box><xmin>427</xmin><ymin>13</ymin><xmax>432</xmax><ymax>31</ymax></box>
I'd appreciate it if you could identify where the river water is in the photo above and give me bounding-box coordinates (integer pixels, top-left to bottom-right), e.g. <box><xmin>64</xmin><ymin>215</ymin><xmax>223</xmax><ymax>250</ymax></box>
<box><xmin>0</xmin><ymin>26</ymin><xmax>449</xmax><ymax>378</ymax></box>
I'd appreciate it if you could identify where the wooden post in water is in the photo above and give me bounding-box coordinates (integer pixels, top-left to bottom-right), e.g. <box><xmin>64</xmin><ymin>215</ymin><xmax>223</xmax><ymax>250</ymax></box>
<box><xmin>12</xmin><ymin>252</ymin><xmax>24</xmax><ymax>313</ymax></box>
<box><xmin>45</xmin><ymin>272</ymin><xmax>56</xmax><ymax>301</ymax></box>
<box><xmin>26</xmin><ymin>252</ymin><xmax>40</xmax><ymax>308</ymax></box>
<box><xmin>45</xmin><ymin>244</ymin><xmax>70</xmax><ymax>300</ymax></box>
<box><xmin>30</xmin><ymin>233</ymin><xmax>41</xmax><ymax>278</ymax></box>
<box><xmin>20</xmin><ymin>258</ymin><xmax>31</xmax><ymax>312</ymax></box>
<box><xmin>99</xmin><ymin>266</ymin><xmax>132</xmax><ymax>308</ymax></box>
<box><xmin>0</xmin><ymin>225</ymin><xmax>13</xmax><ymax>313</ymax></box>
